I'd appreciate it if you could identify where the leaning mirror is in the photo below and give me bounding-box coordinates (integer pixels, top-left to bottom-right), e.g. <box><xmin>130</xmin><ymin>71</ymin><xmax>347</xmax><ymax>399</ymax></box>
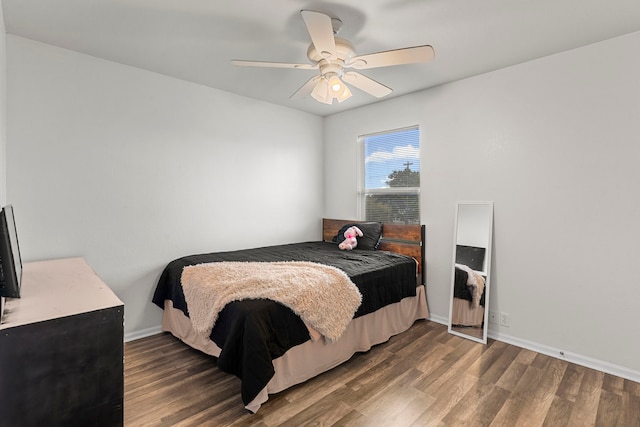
<box><xmin>448</xmin><ymin>201</ymin><xmax>494</xmax><ymax>344</ymax></box>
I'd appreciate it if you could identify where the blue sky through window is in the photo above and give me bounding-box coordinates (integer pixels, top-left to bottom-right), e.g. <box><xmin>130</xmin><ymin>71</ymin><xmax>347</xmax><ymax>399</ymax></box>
<box><xmin>364</xmin><ymin>127</ymin><xmax>420</xmax><ymax>189</ymax></box>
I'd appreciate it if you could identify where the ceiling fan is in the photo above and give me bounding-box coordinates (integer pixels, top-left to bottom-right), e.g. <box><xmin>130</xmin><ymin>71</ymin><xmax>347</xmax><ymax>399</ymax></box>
<box><xmin>231</xmin><ymin>10</ymin><xmax>435</xmax><ymax>105</ymax></box>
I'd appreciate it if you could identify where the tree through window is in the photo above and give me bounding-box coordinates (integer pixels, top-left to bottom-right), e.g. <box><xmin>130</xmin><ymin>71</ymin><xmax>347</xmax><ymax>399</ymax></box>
<box><xmin>360</xmin><ymin>127</ymin><xmax>420</xmax><ymax>224</ymax></box>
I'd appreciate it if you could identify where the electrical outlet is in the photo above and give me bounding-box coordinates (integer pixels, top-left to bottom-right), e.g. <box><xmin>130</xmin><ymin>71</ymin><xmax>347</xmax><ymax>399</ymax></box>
<box><xmin>500</xmin><ymin>312</ymin><xmax>510</xmax><ymax>327</ymax></box>
<box><xmin>489</xmin><ymin>311</ymin><xmax>498</xmax><ymax>325</ymax></box>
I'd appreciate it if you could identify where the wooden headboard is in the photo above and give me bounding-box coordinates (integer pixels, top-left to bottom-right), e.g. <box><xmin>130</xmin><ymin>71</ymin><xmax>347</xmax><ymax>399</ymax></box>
<box><xmin>322</xmin><ymin>218</ymin><xmax>425</xmax><ymax>285</ymax></box>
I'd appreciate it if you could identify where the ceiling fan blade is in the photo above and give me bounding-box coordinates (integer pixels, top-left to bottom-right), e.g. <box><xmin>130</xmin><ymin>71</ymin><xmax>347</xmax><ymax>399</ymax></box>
<box><xmin>290</xmin><ymin>76</ymin><xmax>322</xmax><ymax>99</ymax></box>
<box><xmin>342</xmin><ymin>72</ymin><xmax>392</xmax><ymax>98</ymax></box>
<box><xmin>348</xmin><ymin>45</ymin><xmax>435</xmax><ymax>69</ymax></box>
<box><xmin>231</xmin><ymin>60</ymin><xmax>317</xmax><ymax>70</ymax></box>
<box><xmin>300</xmin><ymin>10</ymin><xmax>336</xmax><ymax>58</ymax></box>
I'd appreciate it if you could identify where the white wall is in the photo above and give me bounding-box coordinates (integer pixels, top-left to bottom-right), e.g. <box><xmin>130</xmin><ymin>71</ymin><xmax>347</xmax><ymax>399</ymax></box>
<box><xmin>325</xmin><ymin>32</ymin><xmax>640</xmax><ymax>378</ymax></box>
<box><xmin>6</xmin><ymin>36</ymin><xmax>324</xmax><ymax>336</ymax></box>
<box><xmin>1</xmin><ymin>4</ymin><xmax>7</xmax><ymax>204</ymax></box>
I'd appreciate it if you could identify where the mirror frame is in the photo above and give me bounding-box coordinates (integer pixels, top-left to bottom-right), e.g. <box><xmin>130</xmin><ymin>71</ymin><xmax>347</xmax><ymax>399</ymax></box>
<box><xmin>448</xmin><ymin>201</ymin><xmax>494</xmax><ymax>344</ymax></box>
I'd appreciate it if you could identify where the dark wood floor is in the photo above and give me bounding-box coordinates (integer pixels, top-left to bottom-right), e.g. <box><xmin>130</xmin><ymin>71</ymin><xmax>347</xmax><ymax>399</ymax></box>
<box><xmin>124</xmin><ymin>320</ymin><xmax>640</xmax><ymax>426</ymax></box>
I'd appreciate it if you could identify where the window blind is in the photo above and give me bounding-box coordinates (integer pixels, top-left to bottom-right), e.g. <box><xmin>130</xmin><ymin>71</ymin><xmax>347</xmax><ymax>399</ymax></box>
<box><xmin>361</xmin><ymin>127</ymin><xmax>420</xmax><ymax>224</ymax></box>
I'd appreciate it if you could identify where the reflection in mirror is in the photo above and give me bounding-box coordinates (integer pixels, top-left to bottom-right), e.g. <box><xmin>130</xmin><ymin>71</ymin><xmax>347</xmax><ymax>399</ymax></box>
<box><xmin>448</xmin><ymin>202</ymin><xmax>494</xmax><ymax>344</ymax></box>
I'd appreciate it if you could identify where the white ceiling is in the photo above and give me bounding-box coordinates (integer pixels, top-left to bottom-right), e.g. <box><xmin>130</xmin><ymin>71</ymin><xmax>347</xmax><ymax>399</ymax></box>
<box><xmin>3</xmin><ymin>0</ymin><xmax>640</xmax><ymax>117</ymax></box>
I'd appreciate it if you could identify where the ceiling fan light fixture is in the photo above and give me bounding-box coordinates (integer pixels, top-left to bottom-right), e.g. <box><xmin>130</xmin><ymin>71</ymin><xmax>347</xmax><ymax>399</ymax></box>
<box><xmin>329</xmin><ymin>74</ymin><xmax>345</xmax><ymax>98</ymax></box>
<box><xmin>310</xmin><ymin>75</ymin><xmax>352</xmax><ymax>104</ymax></box>
<box><xmin>311</xmin><ymin>78</ymin><xmax>332</xmax><ymax>104</ymax></box>
<box><xmin>328</xmin><ymin>75</ymin><xmax>343</xmax><ymax>93</ymax></box>
<box><xmin>326</xmin><ymin>74</ymin><xmax>352</xmax><ymax>103</ymax></box>
<box><xmin>335</xmin><ymin>83</ymin><xmax>352</xmax><ymax>103</ymax></box>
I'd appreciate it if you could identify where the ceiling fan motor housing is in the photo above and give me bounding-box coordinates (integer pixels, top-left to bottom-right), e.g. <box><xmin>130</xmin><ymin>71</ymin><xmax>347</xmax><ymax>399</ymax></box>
<box><xmin>307</xmin><ymin>37</ymin><xmax>355</xmax><ymax>75</ymax></box>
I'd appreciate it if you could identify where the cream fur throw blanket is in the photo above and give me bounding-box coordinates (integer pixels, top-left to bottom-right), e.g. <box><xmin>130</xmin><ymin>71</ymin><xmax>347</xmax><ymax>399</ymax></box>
<box><xmin>455</xmin><ymin>263</ymin><xmax>485</xmax><ymax>308</ymax></box>
<box><xmin>181</xmin><ymin>261</ymin><xmax>362</xmax><ymax>342</ymax></box>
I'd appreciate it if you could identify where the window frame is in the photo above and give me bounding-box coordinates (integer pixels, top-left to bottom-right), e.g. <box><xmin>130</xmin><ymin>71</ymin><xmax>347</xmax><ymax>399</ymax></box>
<box><xmin>358</xmin><ymin>125</ymin><xmax>421</xmax><ymax>223</ymax></box>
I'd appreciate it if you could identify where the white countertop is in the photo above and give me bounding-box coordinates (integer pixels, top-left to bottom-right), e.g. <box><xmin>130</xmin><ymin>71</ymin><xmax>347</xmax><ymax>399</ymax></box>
<box><xmin>1</xmin><ymin>257</ymin><xmax>123</xmax><ymax>329</ymax></box>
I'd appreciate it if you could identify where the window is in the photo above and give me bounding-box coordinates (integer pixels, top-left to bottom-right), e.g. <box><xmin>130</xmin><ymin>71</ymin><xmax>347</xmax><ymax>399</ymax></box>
<box><xmin>360</xmin><ymin>126</ymin><xmax>420</xmax><ymax>224</ymax></box>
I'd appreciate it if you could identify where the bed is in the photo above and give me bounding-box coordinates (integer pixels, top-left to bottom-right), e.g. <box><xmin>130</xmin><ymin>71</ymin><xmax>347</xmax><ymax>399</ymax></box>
<box><xmin>152</xmin><ymin>218</ymin><xmax>428</xmax><ymax>413</ymax></box>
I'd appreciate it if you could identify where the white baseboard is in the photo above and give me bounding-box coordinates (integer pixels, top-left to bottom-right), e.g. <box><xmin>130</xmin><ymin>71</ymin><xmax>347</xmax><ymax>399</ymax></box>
<box><xmin>124</xmin><ymin>325</ymin><xmax>162</xmax><ymax>342</ymax></box>
<box><xmin>428</xmin><ymin>315</ymin><xmax>640</xmax><ymax>383</ymax></box>
<box><xmin>428</xmin><ymin>314</ymin><xmax>449</xmax><ymax>326</ymax></box>
<box><xmin>488</xmin><ymin>330</ymin><xmax>640</xmax><ymax>384</ymax></box>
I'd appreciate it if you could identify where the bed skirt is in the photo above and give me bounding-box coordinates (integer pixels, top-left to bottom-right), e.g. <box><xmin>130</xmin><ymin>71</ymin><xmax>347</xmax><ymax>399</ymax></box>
<box><xmin>161</xmin><ymin>285</ymin><xmax>428</xmax><ymax>412</ymax></box>
<box><xmin>450</xmin><ymin>296</ymin><xmax>484</xmax><ymax>326</ymax></box>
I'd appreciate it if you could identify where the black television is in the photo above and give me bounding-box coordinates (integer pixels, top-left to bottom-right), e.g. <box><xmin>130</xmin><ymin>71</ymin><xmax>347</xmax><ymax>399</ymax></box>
<box><xmin>0</xmin><ymin>204</ymin><xmax>23</xmax><ymax>299</ymax></box>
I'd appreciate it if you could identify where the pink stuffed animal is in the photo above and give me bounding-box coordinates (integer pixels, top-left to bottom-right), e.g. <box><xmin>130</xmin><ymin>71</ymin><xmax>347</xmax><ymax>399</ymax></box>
<box><xmin>338</xmin><ymin>226</ymin><xmax>363</xmax><ymax>250</ymax></box>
